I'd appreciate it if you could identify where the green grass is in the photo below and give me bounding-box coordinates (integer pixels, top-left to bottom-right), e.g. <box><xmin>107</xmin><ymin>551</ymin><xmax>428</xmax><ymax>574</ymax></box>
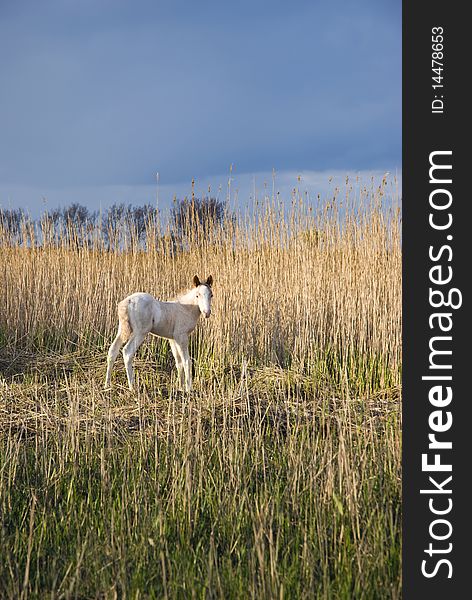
<box><xmin>0</xmin><ymin>357</ymin><xmax>401</xmax><ymax>599</ymax></box>
<box><xmin>0</xmin><ymin>182</ymin><xmax>402</xmax><ymax>597</ymax></box>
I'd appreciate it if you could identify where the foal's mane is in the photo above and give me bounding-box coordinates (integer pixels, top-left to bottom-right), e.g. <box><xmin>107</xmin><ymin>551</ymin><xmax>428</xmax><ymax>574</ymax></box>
<box><xmin>173</xmin><ymin>283</ymin><xmax>211</xmax><ymax>303</ymax></box>
<box><xmin>172</xmin><ymin>286</ymin><xmax>196</xmax><ymax>302</ymax></box>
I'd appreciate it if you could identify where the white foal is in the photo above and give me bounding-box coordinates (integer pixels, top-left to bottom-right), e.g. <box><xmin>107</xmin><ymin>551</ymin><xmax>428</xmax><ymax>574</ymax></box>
<box><xmin>104</xmin><ymin>275</ymin><xmax>213</xmax><ymax>392</ymax></box>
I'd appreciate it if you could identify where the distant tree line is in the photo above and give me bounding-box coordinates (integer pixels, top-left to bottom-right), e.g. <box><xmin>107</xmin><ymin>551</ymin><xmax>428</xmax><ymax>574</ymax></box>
<box><xmin>0</xmin><ymin>197</ymin><xmax>230</xmax><ymax>250</ymax></box>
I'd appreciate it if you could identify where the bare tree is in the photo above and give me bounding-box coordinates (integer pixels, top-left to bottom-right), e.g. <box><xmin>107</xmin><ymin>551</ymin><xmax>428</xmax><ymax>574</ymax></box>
<box><xmin>171</xmin><ymin>197</ymin><xmax>227</xmax><ymax>245</ymax></box>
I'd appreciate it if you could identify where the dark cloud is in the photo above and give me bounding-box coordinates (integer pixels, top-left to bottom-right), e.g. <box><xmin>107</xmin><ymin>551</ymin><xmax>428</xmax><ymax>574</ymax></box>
<box><xmin>0</xmin><ymin>0</ymin><xmax>400</xmax><ymax>194</ymax></box>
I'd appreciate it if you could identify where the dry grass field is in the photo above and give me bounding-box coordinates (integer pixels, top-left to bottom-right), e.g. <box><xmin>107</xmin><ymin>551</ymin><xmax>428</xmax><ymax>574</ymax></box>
<box><xmin>0</xmin><ymin>177</ymin><xmax>401</xmax><ymax>599</ymax></box>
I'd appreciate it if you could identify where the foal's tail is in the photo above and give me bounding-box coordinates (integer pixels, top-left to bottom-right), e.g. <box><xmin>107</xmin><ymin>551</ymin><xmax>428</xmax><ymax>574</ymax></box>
<box><xmin>118</xmin><ymin>299</ymin><xmax>133</xmax><ymax>342</ymax></box>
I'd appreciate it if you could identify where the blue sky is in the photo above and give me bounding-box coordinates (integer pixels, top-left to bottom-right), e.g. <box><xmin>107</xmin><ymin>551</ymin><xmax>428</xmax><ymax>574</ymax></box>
<box><xmin>0</xmin><ymin>0</ymin><xmax>401</xmax><ymax>215</ymax></box>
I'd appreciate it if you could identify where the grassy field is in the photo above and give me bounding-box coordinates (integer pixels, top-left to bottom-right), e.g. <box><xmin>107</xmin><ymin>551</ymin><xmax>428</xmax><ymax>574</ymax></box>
<box><xmin>0</xmin><ymin>178</ymin><xmax>402</xmax><ymax>599</ymax></box>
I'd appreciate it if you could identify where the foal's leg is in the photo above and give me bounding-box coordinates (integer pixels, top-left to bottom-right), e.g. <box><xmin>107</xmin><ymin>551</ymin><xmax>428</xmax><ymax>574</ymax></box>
<box><xmin>122</xmin><ymin>332</ymin><xmax>146</xmax><ymax>391</ymax></box>
<box><xmin>104</xmin><ymin>330</ymin><xmax>123</xmax><ymax>389</ymax></box>
<box><xmin>174</xmin><ymin>335</ymin><xmax>192</xmax><ymax>392</ymax></box>
<box><xmin>169</xmin><ymin>339</ymin><xmax>184</xmax><ymax>389</ymax></box>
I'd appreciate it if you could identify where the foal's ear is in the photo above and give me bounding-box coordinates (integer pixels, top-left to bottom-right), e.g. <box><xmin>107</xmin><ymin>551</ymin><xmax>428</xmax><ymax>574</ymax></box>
<box><xmin>206</xmin><ymin>275</ymin><xmax>213</xmax><ymax>287</ymax></box>
<box><xmin>193</xmin><ymin>275</ymin><xmax>201</xmax><ymax>287</ymax></box>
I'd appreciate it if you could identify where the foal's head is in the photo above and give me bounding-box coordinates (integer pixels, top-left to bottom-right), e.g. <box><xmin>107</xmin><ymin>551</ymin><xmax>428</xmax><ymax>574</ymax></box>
<box><xmin>193</xmin><ymin>275</ymin><xmax>213</xmax><ymax>318</ymax></box>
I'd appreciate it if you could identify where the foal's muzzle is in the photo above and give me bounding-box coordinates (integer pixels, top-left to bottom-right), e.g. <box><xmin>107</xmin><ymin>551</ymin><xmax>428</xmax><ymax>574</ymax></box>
<box><xmin>203</xmin><ymin>310</ymin><xmax>211</xmax><ymax>318</ymax></box>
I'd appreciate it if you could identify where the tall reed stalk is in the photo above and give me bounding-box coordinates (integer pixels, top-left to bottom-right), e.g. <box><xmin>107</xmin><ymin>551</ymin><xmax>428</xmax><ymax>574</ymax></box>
<box><xmin>0</xmin><ymin>176</ymin><xmax>402</xmax><ymax>599</ymax></box>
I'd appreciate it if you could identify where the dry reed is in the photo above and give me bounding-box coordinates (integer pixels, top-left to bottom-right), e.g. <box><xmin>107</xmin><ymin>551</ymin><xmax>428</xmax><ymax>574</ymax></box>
<box><xmin>0</xmin><ymin>176</ymin><xmax>401</xmax><ymax>599</ymax></box>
